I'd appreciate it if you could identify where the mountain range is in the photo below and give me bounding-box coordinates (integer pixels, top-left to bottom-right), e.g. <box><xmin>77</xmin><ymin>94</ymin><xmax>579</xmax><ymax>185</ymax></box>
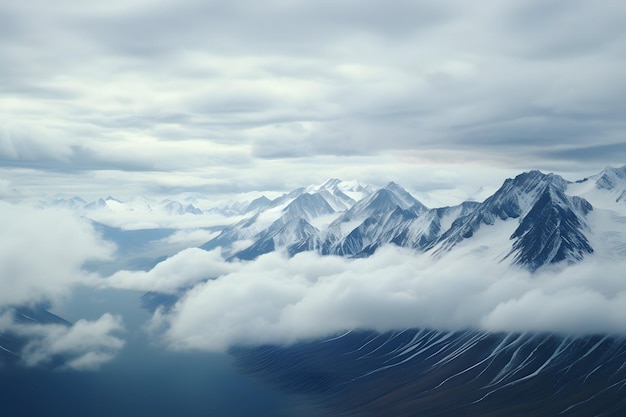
<box><xmin>37</xmin><ymin>166</ymin><xmax>626</xmax><ymax>272</ymax></box>
<box><xmin>39</xmin><ymin>195</ymin><xmax>205</xmax><ymax>216</ymax></box>
<box><xmin>202</xmin><ymin>166</ymin><xmax>626</xmax><ymax>271</ymax></box>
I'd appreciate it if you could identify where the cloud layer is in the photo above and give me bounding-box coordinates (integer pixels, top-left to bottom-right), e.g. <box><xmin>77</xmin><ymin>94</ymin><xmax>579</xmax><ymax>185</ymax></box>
<box><xmin>109</xmin><ymin>246</ymin><xmax>626</xmax><ymax>352</ymax></box>
<box><xmin>1</xmin><ymin>0</ymin><xmax>625</xmax><ymax>200</ymax></box>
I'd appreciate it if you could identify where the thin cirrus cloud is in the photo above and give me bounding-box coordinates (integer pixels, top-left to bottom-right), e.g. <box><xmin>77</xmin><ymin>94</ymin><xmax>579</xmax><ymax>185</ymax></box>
<box><xmin>1</xmin><ymin>0</ymin><xmax>625</xmax><ymax>200</ymax></box>
<box><xmin>0</xmin><ymin>202</ymin><xmax>125</xmax><ymax>370</ymax></box>
<box><xmin>100</xmin><ymin>245</ymin><xmax>626</xmax><ymax>353</ymax></box>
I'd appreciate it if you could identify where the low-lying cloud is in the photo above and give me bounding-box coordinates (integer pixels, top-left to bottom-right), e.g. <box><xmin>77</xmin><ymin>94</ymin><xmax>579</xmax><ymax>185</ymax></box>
<box><xmin>0</xmin><ymin>202</ymin><xmax>114</xmax><ymax>307</ymax></box>
<box><xmin>0</xmin><ymin>312</ymin><xmax>125</xmax><ymax>371</ymax></box>
<box><xmin>0</xmin><ymin>202</ymin><xmax>124</xmax><ymax>369</ymax></box>
<box><xmin>116</xmin><ymin>246</ymin><xmax>626</xmax><ymax>352</ymax></box>
<box><xmin>104</xmin><ymin>248</ymin><xmax>237</xmax><ymax>293</ymax></box>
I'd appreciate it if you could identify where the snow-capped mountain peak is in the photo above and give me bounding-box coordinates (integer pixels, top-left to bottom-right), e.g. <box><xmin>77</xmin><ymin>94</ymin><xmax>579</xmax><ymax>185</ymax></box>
<box><xmin>383</xmin><ymin>181</ymin><xmax>428</xmax><ymax>211</ymax></box>
<box><xmin>38</xmin><ymin>195</ymin><xmax>87</xmax><ymax>210</ymax></box>
<box><xmin>505</xmin><ymin>180</ymin><xmax>593</xmax><ymax>270</ymax></box>
<box><xmin>569</xmin><ymin>165</ymin><xmax>626</xmax><ymax>207</ymax></box>
<box><xmin>244</xmin><ymin>196</ymin><xmax>272</xmax><ymax>214</ymax></box>
<box><xmin>429</xmin><ymin>170</ymin><xmax>594</xmax><ymax>270</ymax></box>
<box><xmin>303</xmin><ymin>178</ymin><xmax>377</xmax><ymax>211</ymax></box>
<box><xmin>595</xmin><ymin>165</ymin><xmax>626</xmax><ymax>191</ymax></box>
<box><xmin>281</xmin><ymin>192</ymin><xmax>335</xmax><ymax>221</ymax></box>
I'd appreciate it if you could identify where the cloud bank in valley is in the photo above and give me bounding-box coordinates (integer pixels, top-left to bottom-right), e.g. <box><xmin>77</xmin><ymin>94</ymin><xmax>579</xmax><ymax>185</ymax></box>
<box><xmin>104</xmin><ymin>247</ymin><xmax>238</xmax><ymax>293</ymax></box>
<box><xmin>108</xmin><ymin>245</ymin><xmax>626</xmax><ymax>353</ymax></box>
<box><xmin>0</xmin><ymin>202</ymin><xmax>125</xmax><ymax>370</ymax></box>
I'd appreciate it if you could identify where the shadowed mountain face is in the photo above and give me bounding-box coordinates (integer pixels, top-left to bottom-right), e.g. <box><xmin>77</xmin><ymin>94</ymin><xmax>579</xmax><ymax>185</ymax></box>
<box><xmin>430</xmin><ymin>171</ymin><xmax>593</xmax><ymax>267</ymax></box>
<box><xmin>506</xmin><ymin>185</ymin><xmax>593</xmax><ymax>270</ymax></box>
<box><xmin>232</xmin><ymin>329</ymin><xmax>626</xmax><ymax>417</ymax></box>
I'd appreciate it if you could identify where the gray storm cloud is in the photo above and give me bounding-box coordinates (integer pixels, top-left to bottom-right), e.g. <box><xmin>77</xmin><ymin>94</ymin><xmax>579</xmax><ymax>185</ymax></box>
<box><xmin>112</xmin><ymin>245</ymin><xmax>626</xmax><ymax>353</ymax></box>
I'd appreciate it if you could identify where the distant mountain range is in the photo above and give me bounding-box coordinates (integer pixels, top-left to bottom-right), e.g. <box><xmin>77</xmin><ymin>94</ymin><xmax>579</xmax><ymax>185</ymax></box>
<box><xmin>200</xmin><ymin>166</ymin><xmax>626</xmax><ymax>271</ymax></box>
<box><xmin>39</xmin><ymin>195</ymin><xmax>205</xmax><ymax>216</ymax></box>
<box><xmin>38</xmin><ymin>191</ymin><xmax>281</xmax><ymax>219</ymax></box>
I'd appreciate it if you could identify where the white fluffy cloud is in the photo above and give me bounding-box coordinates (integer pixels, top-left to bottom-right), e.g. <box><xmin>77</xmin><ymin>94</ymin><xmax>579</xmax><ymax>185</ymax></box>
<box><xmin>0</xmin><ymin>312</ymin><xmax>125</xmax><ymax>370</ymax></box>
<box><xmin>103</xmin><ymin>248</ymin><xmax>238</xmax><ymax>293</ymax></box>
<box><xmin>121</xmin><ymin>246</ymin><xmax>626</xmax><ymax>352</ymax></box>
<box><xmin>0</xmin><ymin>202</ymin><xmax>115</xmax><ymax>307</ymax></box>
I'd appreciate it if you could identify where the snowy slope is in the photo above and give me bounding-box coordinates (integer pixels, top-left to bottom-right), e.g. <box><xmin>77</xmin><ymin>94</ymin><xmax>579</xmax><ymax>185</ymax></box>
<box><xmin>568</xmin><ymin>165</ymin><xmax>626</xmax><ymax>260</ymax></box>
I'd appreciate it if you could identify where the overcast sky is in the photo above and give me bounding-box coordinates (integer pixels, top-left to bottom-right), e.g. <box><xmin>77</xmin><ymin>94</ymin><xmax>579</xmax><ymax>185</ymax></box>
<box><xmin>1</xmin><ymin>0</ymin><xmax>625</xmax><ymax>201</ymax></box>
